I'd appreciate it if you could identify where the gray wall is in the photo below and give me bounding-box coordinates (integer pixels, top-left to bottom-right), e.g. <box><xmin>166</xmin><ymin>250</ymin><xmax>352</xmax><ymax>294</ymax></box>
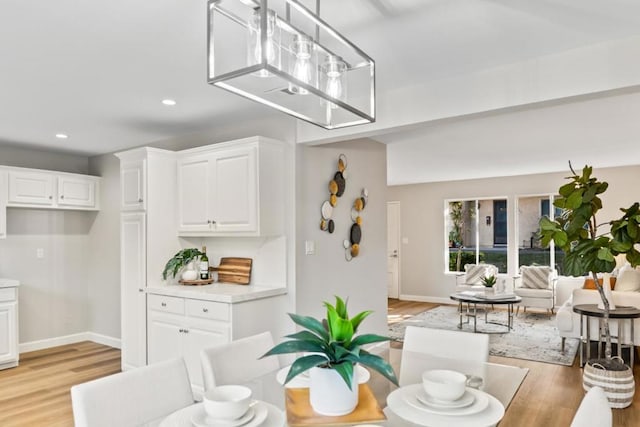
<box><xmin>387</xmin><ymin>165</ymin><xmax>640</xmax><ymax>302</ymax></box>
<box><xmin>296</xmin><ymin>139</ymin><xmax>388</xmax><ymax>336</ymax></box>
<box><xmin>0</xmin><ymin>145</ymin><xmax>94</xmax><ymax>345</ymax></box>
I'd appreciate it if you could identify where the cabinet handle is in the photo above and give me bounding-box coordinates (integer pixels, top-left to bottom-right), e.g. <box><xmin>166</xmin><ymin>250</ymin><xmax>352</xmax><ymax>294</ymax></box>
<box><xmin>161</xmin><ymin>302</ymin><xmax>167</xmax><ymax>307</ymax></box>
<box><xmin>49</xmin><ymin>195</ymin><xmax>53</xmax><ymax>200</ymax></box>
<box><xmin>138</xmin><ymin>288</ymin><xmax>144</xmax><ymax>293</ymax></box>
<box><xmin>184</xmin><ymin>329</ymin><xmax>189</xmax><ymax>334</ymax></box>
<box><xmin>211</xmin><ymin>220</ymin><xmax>216</xmax><ymax>224</ymax></box>
<box><xmin>60</xmin><ymin>195</ymin><xmax>65</xmax><ymax>199</ymax></box>
<box><xmin>179</xmin><ymin>328</ymin><xmax>184</xmax><ymax>333</ymax></box>
<box><xmin>138</xmin><ymin>198</ymin><xmax>143</xmax><ymax>202</ymax></box>
<box><xmin>202</xmin><ymin>308</ymin><xmax>209</xmax><ymax>313</ymax></box>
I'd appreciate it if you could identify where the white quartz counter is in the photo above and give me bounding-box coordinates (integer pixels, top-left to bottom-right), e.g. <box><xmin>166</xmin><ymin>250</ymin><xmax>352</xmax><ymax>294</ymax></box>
<box><xmin>146</xmin><ymin>283</ymin><xmax>286</xmax><ymax>303</ymax></box>
<box><xmin>0</xmin><ymin>278</ymin><xmax>19</xmax><ymax>288</ymax></box>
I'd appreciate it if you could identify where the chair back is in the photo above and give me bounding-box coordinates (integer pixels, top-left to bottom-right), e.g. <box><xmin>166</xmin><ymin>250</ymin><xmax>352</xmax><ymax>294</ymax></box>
<box><xmin>200</xmin><ymin>331</ymin><xmax>281</xmax><ymax>391</ymax></box>
<box><xmin>570</xmin><ymin>386</ymin><xmax>612</xmax><ymax>427</ymax></box>
<box><xmin>399</xmin><ymin>326</ymin><xmax>489</xmax><ymax>386</ymax></box>
<box><xmin>71</xmin><ymin>358</ymin><xmax>193</xmax><ymax>427</ymax></box>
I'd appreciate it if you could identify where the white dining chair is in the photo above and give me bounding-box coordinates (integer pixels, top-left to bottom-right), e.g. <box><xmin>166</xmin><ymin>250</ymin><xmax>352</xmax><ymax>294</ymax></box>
<box><xmin>70</xmin><ymin>357</ymin><xmax>194</xmax><ymax>427</ymax></box>
<box><xmin>570</xmin><ymin>386</ymin><xmax>612</xmax><ymax>427</ymax></box>
<box><xmin>200</xmin><ymin>331</ymin><xmax>282</xmax><ymax>391</ymax></box>
<box><xmin>399</xmin><ymin>326</ymin><xmax>489</xmax><ymax>386</ymax></box>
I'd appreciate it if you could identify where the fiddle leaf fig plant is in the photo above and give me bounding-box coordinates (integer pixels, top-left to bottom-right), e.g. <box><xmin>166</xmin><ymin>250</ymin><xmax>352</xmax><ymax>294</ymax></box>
<box><xmin>261</xmin><ymin>296</ymin><xmax>399</xmax><ymax>390</ymax></box>
<box><xmin>162</xmin><ymin>248</ymin><xmax>204</xmax><ymax>280</ymax></box>
<box><xmin>539</xmin><ymin>164</ymin><xmax>640</xmax><ymax>365</ymax></box>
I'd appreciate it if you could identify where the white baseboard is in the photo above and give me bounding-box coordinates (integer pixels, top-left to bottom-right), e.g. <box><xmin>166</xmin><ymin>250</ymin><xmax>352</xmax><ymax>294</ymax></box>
<box><xmin>87</xmin><ymin>332</ymin><xmax>121</xmax><ymax>349</ymax></box>
<box><xmin>399</xmin><ymin>294</ymin><xmax>454</xmax><ymax>305</ymax></box>
<box><xmin>20</xmin><ymin>331</ymin><xmax>121</xmax><ymax>353</ymax></box>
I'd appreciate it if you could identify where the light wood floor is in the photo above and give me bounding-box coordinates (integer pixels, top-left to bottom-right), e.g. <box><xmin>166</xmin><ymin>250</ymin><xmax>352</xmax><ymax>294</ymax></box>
<box><xmin>0</xmin><ymin>341</ymin><xmax>121</xmax><ymax>427</ymax></box>
<box><xmin>1</xmin><ymin>302</ymin><xmax>638</xmax><ymax>426</ymax></box>
<box><xmin>388</xmin><ymin>298</ymin><xmax>640</xmax><ymax>427</ymax></box>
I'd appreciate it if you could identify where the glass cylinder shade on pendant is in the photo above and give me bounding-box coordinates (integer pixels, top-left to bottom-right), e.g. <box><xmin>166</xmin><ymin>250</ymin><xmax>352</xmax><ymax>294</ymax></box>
<box><xmin>247</xmin><ymin>8</ymin><xmax>281</xmax><ymax>77</ymax></box>
<box><xmin>321</xmin><ymin>55</ymin><xmax>347</xmax><ymax>109</ymax></box>
<box><xmin>288</xmin><ymin>34</ymin><xmax>316</xmax><ymax>95</ymax></box>
<box><xmin>208</xmin><ymin>0</ymin><xmax>375</xmax><ymax>129</ymax></box>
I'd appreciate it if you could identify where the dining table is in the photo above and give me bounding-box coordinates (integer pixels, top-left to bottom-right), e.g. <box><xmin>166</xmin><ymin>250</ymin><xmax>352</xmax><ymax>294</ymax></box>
<box><xmin>158</xmin><ymin>347</ymin><xmax>528</xmax><ymax>427</ymax></box>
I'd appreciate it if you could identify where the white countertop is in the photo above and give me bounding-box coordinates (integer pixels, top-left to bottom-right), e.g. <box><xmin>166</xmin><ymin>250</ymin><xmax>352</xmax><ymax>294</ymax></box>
<box><xmin>146</xmin><ymin>283</ymin><xmax>287</xmax><ymax>303</ymax></box>
<box><xmin>0</xmin><ymin>278</ymin><xmax>19</xmax><ymax>288</ymax></box>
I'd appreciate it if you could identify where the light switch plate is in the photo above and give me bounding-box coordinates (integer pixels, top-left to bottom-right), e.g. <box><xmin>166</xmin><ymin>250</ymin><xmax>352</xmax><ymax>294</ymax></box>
<box><xmin>305</xmin><ymin>240</ymin><xmax>315</xmax><ymax>255</ymax></box>
<box><xmin>402</xmin><ymin>237</ymin><xmax>409</xmax><ymax>244</ymax></box>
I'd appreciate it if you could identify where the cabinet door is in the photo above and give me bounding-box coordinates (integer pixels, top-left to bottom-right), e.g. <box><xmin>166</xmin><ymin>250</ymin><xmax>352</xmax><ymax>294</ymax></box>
<box><xmin>0</xmin><ymin>171</ymin><xmax>6</xmax><ymax>239</ymax></box>
<box><xmin>177</xmin><ymin>156</ymin><xmax>212</xmax><ymax>231</ymax></box>
<box><xmin>120</xmin><ymin>213</ymin><xmax>147</xmax><ymax>370</ymax></box>
<box><xmin>121</xmin><ymin>160</ymin><xmax>146</xmax><ymax>211</ymax></box>
<box><xmin>0</xmin><ymin>301</ymin><xmax>18</xmax><ymax>366</ymax></box>
<box><xmin>57</xmin><ymin>176</ymin><xmax>97</xmax><ymax>208</ymax></box>
<box><xmin>8</xmin><ymin>170</ymin><xmax>54</xmax><ymax>206</ymax></box>
<box><xmin>183</xmin><ymin>316</ymin><xmax>230</xmax><ymax>390</ymax></box>
<box><xmin>147</xmin><ymin>311</ymin><xmax>183</xmax><ymax>365</ymax></box>
<box><xmin>210</xmin><ymin>146</ymin><xmax>257</xmax><ymax>233</ymax></box>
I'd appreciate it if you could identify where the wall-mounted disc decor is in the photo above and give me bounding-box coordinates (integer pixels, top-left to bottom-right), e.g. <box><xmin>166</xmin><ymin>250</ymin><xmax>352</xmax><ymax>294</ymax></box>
<box><xmin>345</xmin><ymin>188</ymin><xmax>368</xmax><ymax>262</ymax></box>
<box><xmin>319</xmin><ymin>154</ymin><xmax>348</xmax><ymax>234</ymax></box>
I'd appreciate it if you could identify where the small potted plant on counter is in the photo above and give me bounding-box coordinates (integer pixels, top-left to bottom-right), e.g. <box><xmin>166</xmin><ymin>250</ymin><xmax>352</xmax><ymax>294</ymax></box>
<box><xmin>261</xmin><ymin>296</ymin><xmax>398</xmax><ymax>416</ymax></box>
<box><xmin>162</xmin><ymin>248</ymin><xmax>204</xmax><ymax>281</ymax></box>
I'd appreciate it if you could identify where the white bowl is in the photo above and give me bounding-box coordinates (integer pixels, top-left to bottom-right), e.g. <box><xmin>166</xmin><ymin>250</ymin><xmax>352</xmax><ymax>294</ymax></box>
<box><xmin>422</xmin><ymin>369</ymin><xmax>466</xmax><ymax>402</ymax></box>
<box><xmin>203</xmin><ymin>385</ymin><xmax>252</xmax><ymax>420</ymax></box>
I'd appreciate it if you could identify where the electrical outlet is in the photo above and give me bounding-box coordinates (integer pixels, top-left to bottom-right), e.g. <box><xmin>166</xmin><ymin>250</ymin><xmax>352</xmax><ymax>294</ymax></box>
<box><xmin>36</xmin><ymin>248</ymin><xmax>44</xmax><ymax>259</ymax></box>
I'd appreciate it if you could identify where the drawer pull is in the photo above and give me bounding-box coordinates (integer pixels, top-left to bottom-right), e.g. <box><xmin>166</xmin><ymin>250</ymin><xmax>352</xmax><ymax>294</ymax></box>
<box><xmin>203</xmin><ymin>308</ymin><xmax>209</xmax><ymax>313</ymax></box>
<box><xmin>138</xmin><ymin>198</ymin><xmax>143</xmax><ymax>202</ymax></box>
<box><xmin>183</xmin><ymin>329</ymin><xmax>189</xmax><ymax>334</ymax></box>
<box><xmin>161</xmin><ymin>302</ymin><xmax>167</xmax><ymax>307</ymax></box>
<box><xmin>179</xmin><ymin>328</ymin><xmax>184</xmax><ymax>333</ymax></box>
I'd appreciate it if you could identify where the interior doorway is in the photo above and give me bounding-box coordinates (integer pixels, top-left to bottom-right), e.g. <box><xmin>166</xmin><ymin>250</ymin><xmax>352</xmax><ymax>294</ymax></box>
<box><xmin>387</xmin><ymin>201</ymin><xmax>400</xmax><ymax>299</ymax></box>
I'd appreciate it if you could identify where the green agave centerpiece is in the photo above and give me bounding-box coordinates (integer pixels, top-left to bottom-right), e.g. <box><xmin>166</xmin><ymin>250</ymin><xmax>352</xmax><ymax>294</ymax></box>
<box><xmin>261</xmin><ymin>296</ymin><xmax>398</xmax><ymax>390</ymax></box>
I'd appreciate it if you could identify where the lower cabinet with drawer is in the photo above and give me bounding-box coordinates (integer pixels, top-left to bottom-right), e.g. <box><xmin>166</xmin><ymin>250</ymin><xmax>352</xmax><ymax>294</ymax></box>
<box><xmin>0</xmin><ymin>285</ymin><xmax>19</xmax><ymax>370</ymax></box>
<box><xmin>147</xmin><ymin>294</ymin><xmax>230</xmax><ymax>392</ymax></box>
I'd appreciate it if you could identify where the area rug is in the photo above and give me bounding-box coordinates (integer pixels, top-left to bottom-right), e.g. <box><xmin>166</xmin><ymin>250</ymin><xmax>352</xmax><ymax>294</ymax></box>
<box><xmin>388</xmin><ymin>305</ymin><xmax>579</xmax><ymax>366</ymax></box>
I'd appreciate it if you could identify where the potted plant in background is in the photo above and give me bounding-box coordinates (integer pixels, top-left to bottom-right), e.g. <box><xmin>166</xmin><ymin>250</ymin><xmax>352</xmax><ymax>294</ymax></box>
<box><xmin>261</xmin><ymin>296</ymin><xmax>398</xmax><ymax>416</ymax></box>
<box><xmin>481</xmin><ymin>275</ymin><xmax>497</xmax><ymax>296</ymax></box>
<box><xmin>162</xmin><ymin>248</ymin><xmax>204</xmax><ymax>281</ymax></box>
<box><xmin>539</xmin><ymin>164</ymin><xmax>640</xmax><ymax>406</ymax></box>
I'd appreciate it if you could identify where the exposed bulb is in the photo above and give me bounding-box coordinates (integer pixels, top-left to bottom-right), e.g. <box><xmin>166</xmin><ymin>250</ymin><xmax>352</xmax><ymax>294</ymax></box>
<box><xmin>289</xmin><ymin>34</ymin><xmax>314</xmax><ymax>95</ymax></box>
<box><xmin>247</xmin><ymin>9</ymin><xmax>280</xmax><ymax>77</ymax></box>
<box><xmin>322</xmin><ymin>55</ymin><xmax>346</xmax><ymax>109</ymax></box>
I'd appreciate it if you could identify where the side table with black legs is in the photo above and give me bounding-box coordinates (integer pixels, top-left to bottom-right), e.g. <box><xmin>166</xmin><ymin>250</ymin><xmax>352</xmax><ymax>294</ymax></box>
<box><xmin>573</xmin><ymin>304</ymin><xmax>640</xmax><ymax>367</ymax></box>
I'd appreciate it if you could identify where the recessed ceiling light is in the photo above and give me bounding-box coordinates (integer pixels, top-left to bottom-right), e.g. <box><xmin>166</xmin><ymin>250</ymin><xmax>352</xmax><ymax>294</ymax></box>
<box><xmin>55</xmin><ymin>133</ymin><xmax>68</xmax><ymax>139</ymax></box>
<box><xmin>162</xmin><ymin>99</ymin><xmax>177</xmax><ymax>106</ymax></box>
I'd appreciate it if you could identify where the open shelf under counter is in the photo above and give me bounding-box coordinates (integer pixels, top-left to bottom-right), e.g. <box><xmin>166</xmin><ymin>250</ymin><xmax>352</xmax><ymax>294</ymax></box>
<box><xmin>145</xmin><ymin>283</ymin><xmax>287</xmax><ymax>303</ymax></box>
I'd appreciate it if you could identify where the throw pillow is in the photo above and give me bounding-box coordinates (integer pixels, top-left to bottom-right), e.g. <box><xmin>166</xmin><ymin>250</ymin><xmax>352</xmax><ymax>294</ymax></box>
<box><xmin>464</xmin><ymin>264</ymin><xmax>496</xmax><ymax>285</ymax></box>
<box><xmin>583</xmin><ymin>277</ymin><xmax>617</xmax><ymax>290</ymax></box>
<box><xmin>521</xmin><ymin>266</ymin><xmax>552</xmax><ymax>289</ymax></box>
<box><xmin>614</xmin><ymin>266</ymin><xmax>640</xmax><ymax>292</ymax></box>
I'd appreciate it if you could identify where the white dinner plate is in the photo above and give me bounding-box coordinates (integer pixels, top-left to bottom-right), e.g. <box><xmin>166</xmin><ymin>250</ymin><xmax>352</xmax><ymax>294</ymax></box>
<box><xmin>416</xmin><ymin>389</ymin><xmax>476</xmax><ymax>409</ymax></box>
<box><xmin>402</xmin><ymin>385</ymin><xmax>487</xmax><ymax>416</ymax></box>
<box><xmin>191</xmin><ymin>402</ymin><xmax>266</xmax><ymax>427</ymax></box>
<box><xmin>276</xmin><ymin>365</ymin><xmax>371</xmax><ymax>388</ymax></box>
<box><xmin>387</xmin><ymin>384</ymin><xmax>504</xmax><ymax>427</ymax></box>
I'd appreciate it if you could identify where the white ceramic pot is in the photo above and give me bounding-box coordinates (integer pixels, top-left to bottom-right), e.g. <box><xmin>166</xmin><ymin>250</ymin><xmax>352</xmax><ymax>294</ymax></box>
<box><xmin>309</xmin><ymin>365</ymin><xmax>358</xmax><ymax>416</ymax></box>
<box><xmin>181</xmin><ymin>261</ymin><xmax>198</xmax><ymax>281</ymax></box>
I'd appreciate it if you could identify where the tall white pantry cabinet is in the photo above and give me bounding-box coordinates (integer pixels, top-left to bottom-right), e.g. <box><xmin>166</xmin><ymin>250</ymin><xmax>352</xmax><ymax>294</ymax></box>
<box><xmin>116</xmin><ymin>148</ymin><xmax>177</xmax><ymax>371</ymax></box>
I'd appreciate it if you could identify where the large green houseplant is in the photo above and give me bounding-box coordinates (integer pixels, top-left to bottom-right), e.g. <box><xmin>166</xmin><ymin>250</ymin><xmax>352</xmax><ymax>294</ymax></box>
<box><xmin>261</xmin><ymin>296</ymin><xmax>398</xmax><ymax>415</ymax></box>
<box><xmin>539</xmin><ymin>164</ymin><xmax>640</xmax><ymax>368</ymax></box>
<box><xmin>161</xmin><ymin>248</ymin><xmax>204</xmax><ymax>280</ymax></box>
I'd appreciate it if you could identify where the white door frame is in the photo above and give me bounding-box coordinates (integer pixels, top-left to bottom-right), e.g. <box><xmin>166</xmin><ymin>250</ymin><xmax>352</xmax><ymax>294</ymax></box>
<box><xmin>387</xmin><ymin>201</ymin><xmax>401</xmax><ymax>299</ymax></box>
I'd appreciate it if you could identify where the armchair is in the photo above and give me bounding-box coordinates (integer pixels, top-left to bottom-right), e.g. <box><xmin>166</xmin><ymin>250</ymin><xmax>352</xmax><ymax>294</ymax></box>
<box><xmin>514</xmin><ymin>265</ymin><xmax>557</xmax><ymax>316</ymax></box>
<box><xmin>455</xmin><ymin>263</ymin><xmax>499</xmax><ymax>292</ymax></box>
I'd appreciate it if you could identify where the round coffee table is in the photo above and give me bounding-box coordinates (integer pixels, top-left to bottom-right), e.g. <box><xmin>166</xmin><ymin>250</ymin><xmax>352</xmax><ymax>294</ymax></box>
<box><xmin>450</xmin><ymin>293</ymin><xmax>522</xmax><ymax>333</ymax></box>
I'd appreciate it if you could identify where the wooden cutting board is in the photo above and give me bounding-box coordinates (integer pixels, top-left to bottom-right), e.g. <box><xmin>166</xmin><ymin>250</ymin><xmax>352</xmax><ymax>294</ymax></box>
<box><xmin>209</xmin><ymin>257</ymin><xmax>252</xmax><ymax>285</ymax></box>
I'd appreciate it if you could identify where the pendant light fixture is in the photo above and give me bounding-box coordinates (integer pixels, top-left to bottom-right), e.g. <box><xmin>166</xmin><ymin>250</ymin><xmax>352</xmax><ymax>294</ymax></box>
<box><xmin>208</xmin><ymin>0</ymin><xmax>375</xmax><ymax>129</ymax></box>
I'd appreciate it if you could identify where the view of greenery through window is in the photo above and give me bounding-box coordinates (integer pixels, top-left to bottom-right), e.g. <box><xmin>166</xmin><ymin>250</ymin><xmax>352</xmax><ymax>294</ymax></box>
<box><xmin>446</xmin><ymin>195</ymin><xmax>565</xmax><ymax>274</ymax></box>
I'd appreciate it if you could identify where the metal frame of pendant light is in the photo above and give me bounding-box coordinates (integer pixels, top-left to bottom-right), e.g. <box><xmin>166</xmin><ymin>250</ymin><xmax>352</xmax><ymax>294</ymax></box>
<box><xmin>207</xmin><ymin>0</ymin><xmax>376</xmax><ymax>129</ymax></box>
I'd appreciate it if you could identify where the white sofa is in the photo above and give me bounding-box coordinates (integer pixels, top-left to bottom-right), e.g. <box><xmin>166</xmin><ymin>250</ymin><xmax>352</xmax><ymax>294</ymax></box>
<box><xmin>556</xmin><ymin>288</ymin><xmax>640</xmax><ymax>350</ymax></box>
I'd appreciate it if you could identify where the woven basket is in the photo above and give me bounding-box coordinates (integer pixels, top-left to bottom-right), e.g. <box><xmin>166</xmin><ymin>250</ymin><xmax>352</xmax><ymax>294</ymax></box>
<box><xmin>583</xmin><ymin>357</ymin><xmax>635</xmax><ymax>409</ymax></box>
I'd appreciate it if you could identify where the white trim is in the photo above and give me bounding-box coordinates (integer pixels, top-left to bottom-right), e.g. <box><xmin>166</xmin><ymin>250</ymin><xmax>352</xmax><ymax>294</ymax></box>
<box><xmin>87</xmin><ymin>332</ymin><xmax>121</xmax><ymax>349</ymax></box>
<box><xmin>19</xmin><ymin>331</ymin><xmax>120</xmax><ymax>353</ymax></box>
<box><xmin>399</xmin><ymin>294</ymin><xmax>453</xmax><ymax>305</ymax></box>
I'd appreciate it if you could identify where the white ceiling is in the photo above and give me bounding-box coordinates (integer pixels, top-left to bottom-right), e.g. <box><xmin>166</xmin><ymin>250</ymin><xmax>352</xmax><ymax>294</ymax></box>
<box><xmin>2</xmin><ymin>0</ymin><xmax>640</xmax><ymax>182</ymax></box>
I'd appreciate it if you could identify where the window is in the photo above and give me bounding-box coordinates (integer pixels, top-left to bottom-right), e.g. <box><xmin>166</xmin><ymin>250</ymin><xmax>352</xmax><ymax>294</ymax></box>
<box><xmin>446</xmin><ymin>198</ymin><xmax>508</xmax><ymax>273</ymax></box>
<box><xmin>517</xmin><ymin>195</ymin><xmax>565</xmax><ymax>273</ymax></box>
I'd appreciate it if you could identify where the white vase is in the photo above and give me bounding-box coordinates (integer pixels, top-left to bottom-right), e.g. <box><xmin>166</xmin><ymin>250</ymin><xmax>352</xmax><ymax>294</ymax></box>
<box><xmin>309</xmin><ymin>365</ymin><xmax>358</xmax><ymax>416</ymax></box>
<box><xmin>597</xmin><ymin>273</ymin><xmax>616</xmax><ymax>310</ymax></box>
<box><xmin>181</xmin><ymin>261</ymin><xmax>198</xmax><ymax>281</ymax></box>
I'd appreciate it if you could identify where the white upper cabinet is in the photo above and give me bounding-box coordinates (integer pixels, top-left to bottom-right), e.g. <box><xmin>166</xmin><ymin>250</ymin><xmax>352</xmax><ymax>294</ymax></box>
<box><xmin>8</xmin><ymin>170</ymin><xmax>55</xmax><ymax>206</ymax></box>
<box><xmin>177</xmin><ymin>137</ymin><xmax>283</xmax><ymax>236</ymax></box>
<box><xmin>3</xmin><ymin>166</ymin><xmax>100</xmax><ymax>210</ymax></box>
<box><xmin>120</xmin><ymin>159</ymin><xmax>146</xmax><ymax>211</ymax></box>
<box><xmin>57</xmin><ymin>175</ymin><xmax>97</xmax><ymax>208</ymax></box>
